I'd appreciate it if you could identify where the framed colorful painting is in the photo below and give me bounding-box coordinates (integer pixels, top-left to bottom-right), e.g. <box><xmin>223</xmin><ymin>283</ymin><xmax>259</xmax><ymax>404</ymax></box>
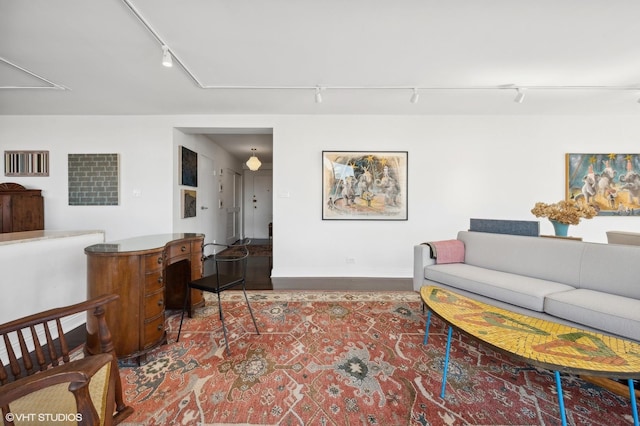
<box><xmin>322</xmin><ymin>151</ymin><xmax>408</xmax><ymax>220</ymax></box>
<box><xmin>566</xmin><ymin>153</ymin><xmax>640</xmax><ymax>216</ymax></box>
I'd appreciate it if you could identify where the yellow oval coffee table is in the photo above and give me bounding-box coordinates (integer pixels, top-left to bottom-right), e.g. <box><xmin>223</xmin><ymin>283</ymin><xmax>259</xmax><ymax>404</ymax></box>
<box><xmin>421</xmin><ymin>285</ymin><xmax>640</xmax><ymax>426</ymax></box>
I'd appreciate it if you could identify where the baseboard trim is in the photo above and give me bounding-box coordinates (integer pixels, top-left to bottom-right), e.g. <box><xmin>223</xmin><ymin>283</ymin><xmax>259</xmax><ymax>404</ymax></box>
<box><xmin>272</xmin><ymin>277</ymin><xmax>413</xmax><ymax>291</ymax></box>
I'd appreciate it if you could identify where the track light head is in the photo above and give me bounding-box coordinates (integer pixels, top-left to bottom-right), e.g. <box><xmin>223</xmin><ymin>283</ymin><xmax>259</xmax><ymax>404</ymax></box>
<box><xmin>514</xmin><ymin>88</ymin><xmax>526</xmax><ymax>103</ymax></box>
<box><xmin>315</xmin><ymin>86</ymin><xmax>323</xmax><ymax>103</ymax></box>
<box><xmin>410</xmin><ymin>88</ymin><xmax>419</xmax><ymax>104</ymax></box>
<box><xmin>162</xmin><ymin>45</ymin><xmax>173</xmax><ymax>67</ymax></box>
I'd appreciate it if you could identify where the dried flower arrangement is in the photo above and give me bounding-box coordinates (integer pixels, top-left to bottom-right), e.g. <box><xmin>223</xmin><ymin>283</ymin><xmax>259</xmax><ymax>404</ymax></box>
<box><xmin>531</xmin><ymin>199</ymin><xmax>597</xmax><ymax>225</ymax></box>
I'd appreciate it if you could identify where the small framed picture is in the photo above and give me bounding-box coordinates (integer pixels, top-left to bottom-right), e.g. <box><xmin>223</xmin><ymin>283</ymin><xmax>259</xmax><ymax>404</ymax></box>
<box><xmin>182</xmin><ymin>189</ymin><xmax>197</xmax><ymax>218</ymax></box>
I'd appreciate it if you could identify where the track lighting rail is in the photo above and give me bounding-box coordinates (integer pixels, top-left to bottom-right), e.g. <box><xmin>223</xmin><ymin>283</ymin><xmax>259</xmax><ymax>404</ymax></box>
<box><xmin>123</xmin><ymin>0</ymin><xmax>640</xmax><ymax>105</ymax></box>
<box><xmin>0</xmin><ymin>57</ymin><xmax>68</xmax><ymax>90</ymax></box>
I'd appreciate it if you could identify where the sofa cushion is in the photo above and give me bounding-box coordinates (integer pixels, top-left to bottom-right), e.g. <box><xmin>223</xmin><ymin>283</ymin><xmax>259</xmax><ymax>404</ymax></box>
<box><xmin>457</xmin><ymin>231</ymin><xmax>584</xmax><ymax>287</ymax></box>
<box><xmin>578</xmin><ymin>243</ymin><xmax>640</xmax><ymax>300</ymax></box>
<box><xmin>544</xmin><ymin>289</ymin><xmax>640</xmax><ymax>342</ymax></box>
<box><xmin>424</xmin><ymin>263</ymin><xmax>575</xmax><ymax>312</ymax></box>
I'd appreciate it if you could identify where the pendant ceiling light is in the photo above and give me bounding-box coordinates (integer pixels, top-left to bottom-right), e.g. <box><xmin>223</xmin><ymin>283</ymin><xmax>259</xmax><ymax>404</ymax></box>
<box><xmin>246</xmin><ymin>148</ymin><xmax>262</xmax><ymax>171</ymax></box>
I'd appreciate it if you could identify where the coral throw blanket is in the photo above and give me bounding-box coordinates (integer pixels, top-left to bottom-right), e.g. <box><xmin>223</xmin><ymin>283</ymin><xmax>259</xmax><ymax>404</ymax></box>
<box><xmin>425</xmin><ymin>240</ymin><xmax>465</xmax><ymax>264</ymax></box>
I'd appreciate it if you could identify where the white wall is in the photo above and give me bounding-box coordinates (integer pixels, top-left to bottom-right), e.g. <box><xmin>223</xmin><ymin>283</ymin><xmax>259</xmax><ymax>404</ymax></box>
<box><xmin>0</xmin><ymin>116</ymin><xmax>174</xmax><ymax>241</ymax></box>
<box><xmin>2</xmin><ymin>114</ymin><xmax>640</xmax><ymax>283</ymax></box>
<box><xmin>271</xmin><ymin>115</ymin><xmax>640</xmax><ymax>279</ymax></box>
<box><xmin>0</xmin><ymin>231</ymin><xmax>105</xmax><ymax>324</ymax></box>
<box><xmin>0</xmin><ymin>230</ymin><xmax>104</xmax><ymax>363</ymax></box>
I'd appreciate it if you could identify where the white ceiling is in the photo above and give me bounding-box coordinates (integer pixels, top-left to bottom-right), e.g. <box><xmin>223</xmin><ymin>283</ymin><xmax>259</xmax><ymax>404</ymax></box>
<box><xmin>180</xmin><ymin>128</ymin><xmax>273</xmax><ymax>164</ymax></box>
<box><xmin>2</xmin><ymin>0</ymin><xmax>640</xmax><ymax>118</ymax></box>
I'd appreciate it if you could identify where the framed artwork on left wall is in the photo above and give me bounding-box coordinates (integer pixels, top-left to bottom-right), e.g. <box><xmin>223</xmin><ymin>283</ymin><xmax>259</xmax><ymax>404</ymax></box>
<box><xmin>182</xmin><ymin>189</ymin><xmax>197</xmax><ymax>218</ymax></box>
<box><xmin>5</xmin><ymin>150</ymin><xmax>49</xmax><ymax>176</ymax></box>
<box><xmin>180</xmin><ymin>146</ymin><xmax>198</xmax><ymax>187</ymax></box>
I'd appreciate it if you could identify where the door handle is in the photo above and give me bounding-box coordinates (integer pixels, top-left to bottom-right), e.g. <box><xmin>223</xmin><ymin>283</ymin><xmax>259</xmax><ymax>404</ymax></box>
<box><xmin>201</xmin><ymin>206</ymin><xmax>208</xmax><ymax>210</ymax></box>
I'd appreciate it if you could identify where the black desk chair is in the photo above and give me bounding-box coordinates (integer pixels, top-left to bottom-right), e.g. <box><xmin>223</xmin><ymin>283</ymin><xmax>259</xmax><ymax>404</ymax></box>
<box><xmin>176</xmin><ymin>242</ymin><xmax>260</xmax><ymax>354</ymax></box>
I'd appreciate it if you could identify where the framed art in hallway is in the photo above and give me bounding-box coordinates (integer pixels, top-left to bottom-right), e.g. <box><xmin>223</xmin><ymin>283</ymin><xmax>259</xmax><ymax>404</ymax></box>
<box><xmin>322</xmin><ymin>150</ymin><xmax>408</xmax><ymax>220</ymax></box>
<box><xmin>180</xmin><ymin>146</ymin><xmax>198</xmax><ymax>187</ymax></box>
<box><xmin>182</xmin><ymin>189</ymin><xmax>197</xmax><ymax>218</ymax></box>
<box><xmin>566</xmin><ymin>153</ymin><xmax>640</xmax><ymax>216</ymax></box>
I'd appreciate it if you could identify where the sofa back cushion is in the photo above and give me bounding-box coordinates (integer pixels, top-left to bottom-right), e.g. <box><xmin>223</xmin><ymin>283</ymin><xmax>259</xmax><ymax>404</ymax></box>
<box><xmin>579</xmin><ymin>242</ymin><xmax>640</xmax><ymax>299</ymax></box>
<box><xmin>457</xmin><ymin>231</ymin><xmax>584</xmax><ymax>286</ymax></box>
<box><xmin>606</xmin><ymin>230</ymin><xmax>640</xmax><ymax>246</ymax></box>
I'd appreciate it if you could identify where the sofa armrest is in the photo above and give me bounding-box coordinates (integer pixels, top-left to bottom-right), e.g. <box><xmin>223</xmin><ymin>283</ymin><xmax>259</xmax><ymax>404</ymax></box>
<box><xmin>413</xmin><ymin>244</ymin><xmax>436</xmax><ymax>291</ymax></box>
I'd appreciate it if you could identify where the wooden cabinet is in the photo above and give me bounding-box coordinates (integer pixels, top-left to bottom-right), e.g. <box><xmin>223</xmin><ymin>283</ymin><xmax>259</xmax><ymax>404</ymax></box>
<box><xmin>85</xmin><ymin>234</ymin><xmax>204</xmax><ymax>364</ymax></box>
<box><xmin>0</xmin><ymin>183</ymin><xmax>44</xmax><ymax>233</ymax></box>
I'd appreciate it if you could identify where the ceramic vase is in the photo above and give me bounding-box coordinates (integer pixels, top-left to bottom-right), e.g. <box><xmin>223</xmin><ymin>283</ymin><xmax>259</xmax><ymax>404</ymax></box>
<box><xmin>550</xmin><ymin>220</ymin><xmax>569</xmax><ymax>237</ymax></box>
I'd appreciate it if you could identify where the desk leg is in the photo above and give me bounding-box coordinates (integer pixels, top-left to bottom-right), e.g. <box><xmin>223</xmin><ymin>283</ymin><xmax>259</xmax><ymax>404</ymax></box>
<box><xmin>423</xmin><ymin>311</ymin><xmax>431</xmax><ymax>345</ymax></box>
<box><xmin>630</xmin><ymin>379</ymin><xmax>639</xmax><ymax>426</ymax></box>
<box><xmin>440</xmin><ymin>326</ymin><xmax>453</xmax><ymax>399</ymax></box>
<box><xmin>554</xmin><ymin>371</ymin><xmax>567</xmax><ymax>426</ymax></box>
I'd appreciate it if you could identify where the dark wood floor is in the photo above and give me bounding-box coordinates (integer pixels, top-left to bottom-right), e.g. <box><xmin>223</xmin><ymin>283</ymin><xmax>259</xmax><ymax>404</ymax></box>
<box><xmin>202</xmin><ymin>238</ymin><xmax>272</xmax><ymax>290</ymax></box>
<box><xmin>245</xmin><ymin>254</ymin><xmax>273</xmax><ymax>290</ymax></box>
<box><xmin>241</xmin><ymin>238</ymin><xmax>273</xmax><ymax>290</ymax></box>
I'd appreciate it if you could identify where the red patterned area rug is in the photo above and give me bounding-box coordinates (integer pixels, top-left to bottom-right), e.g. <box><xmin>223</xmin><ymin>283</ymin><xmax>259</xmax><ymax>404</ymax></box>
<box><xmin>219</xmin><ymin>244</ymin><xmax>272</xmax><ymax>258</ymax></box>
<box><xmin>119</xmin><ymin>291</ymin><xmax>636</xmax><ymax>425</ymax></box>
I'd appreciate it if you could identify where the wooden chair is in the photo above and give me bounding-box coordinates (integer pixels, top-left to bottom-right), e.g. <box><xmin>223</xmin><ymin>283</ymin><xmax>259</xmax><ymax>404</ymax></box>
<box><xmin>176</xmin><ymin>242</ymin><xmax>260</xmax><ymax>354</ymax></box>
<box><xmin>0</xmin><ymin>294</ymin><xmax>133</xmax><ymax>425</ymax></box>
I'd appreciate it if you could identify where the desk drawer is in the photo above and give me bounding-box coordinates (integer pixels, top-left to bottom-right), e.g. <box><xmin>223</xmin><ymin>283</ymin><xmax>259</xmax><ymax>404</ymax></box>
<box><xmin>143</xmin><ymin>314</ymin><xmax>165</xmax><ymax>348</ymax></box>
<box><xmin>144</xmin><ymin>253</ymin><xmax>163</xmax><ymax>271</ymax></box>
<box><xmin>167</xmin><ymin>242</ymin><xmax>191</xmax><ymax>259</ymax></box>
<box><xmin>145</xmin><ymin>271</ymin><xmax>164</xmax><ymax>292</ymax></box>
<box><xmin>144</xmin><ymin>289</ymin><xmax>164</xmax><ymax>318</ymax></box>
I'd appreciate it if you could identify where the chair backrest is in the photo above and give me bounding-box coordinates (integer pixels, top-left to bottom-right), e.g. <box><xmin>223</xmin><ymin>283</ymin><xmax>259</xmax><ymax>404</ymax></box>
<box><xmin>0</xmin><ymin>294</ymin><xmax>133</xmax><ymax>425</ymax></box>
<box><xmin>0</xmin><ymin>294</ymin><xmax>118</xmax><ymax>384</ymax></box>
<box><xmin>214</xmin><ymin>245</ymin><xmax>249</xmax><ymax>285</ymax></box>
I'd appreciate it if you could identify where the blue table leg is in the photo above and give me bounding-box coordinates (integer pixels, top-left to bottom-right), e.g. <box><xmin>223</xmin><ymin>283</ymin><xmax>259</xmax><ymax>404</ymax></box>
<box><xmin>554</xmin><ymin>371</ymin><xmax>567</xmax><ymax>426</ymax></box>
<box><xmin>423</xmin><ymin>310</ymin><xmax>431</xmax><ymax>345</ymax></box>
<box><xmin>440</xmin><ymin>326</ymin><xmax>453</xmax><ymax>398</ymax></box>
<box><xmin>629</xmin><ymin>379</ymin><xmax>639</xmax><ymax>426</ymax></box>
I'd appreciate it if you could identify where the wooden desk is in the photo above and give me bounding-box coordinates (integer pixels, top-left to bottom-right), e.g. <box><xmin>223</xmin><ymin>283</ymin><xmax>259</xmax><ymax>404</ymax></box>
<box><xmin>85</xmin><ymin>233</ymin><xmax>204</xmax><ymax>364</ymax></box>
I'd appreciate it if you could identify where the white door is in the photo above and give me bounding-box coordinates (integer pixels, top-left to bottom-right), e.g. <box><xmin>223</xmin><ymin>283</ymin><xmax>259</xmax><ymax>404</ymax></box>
<box><xmin>245</xmin><ymin>171</ymin><xmax>273</xmax><ymax>239</ymax></box>
<box><xmin>223</xmin><ymin>169</ymin><xmax>242</xmax><ymax>244</ymax></box>
<box><xmin>198</xmin><ymin>154</ymin><xmax>216</xmax><ymax>241</ymax></box>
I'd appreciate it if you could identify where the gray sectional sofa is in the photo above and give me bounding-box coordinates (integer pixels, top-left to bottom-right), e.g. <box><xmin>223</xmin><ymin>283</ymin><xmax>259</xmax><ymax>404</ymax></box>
<box><xmin>414</xmin><ymin>231</ymin><xmax>640</xmax><ymax>343</ymax></box>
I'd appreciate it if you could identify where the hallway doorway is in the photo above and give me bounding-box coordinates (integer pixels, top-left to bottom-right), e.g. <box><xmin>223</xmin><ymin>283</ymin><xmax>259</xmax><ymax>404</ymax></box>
<box><xmin>244</xmin><ymin>169</ymin><xmax>273</xmax><ymax>239</ymax></box>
